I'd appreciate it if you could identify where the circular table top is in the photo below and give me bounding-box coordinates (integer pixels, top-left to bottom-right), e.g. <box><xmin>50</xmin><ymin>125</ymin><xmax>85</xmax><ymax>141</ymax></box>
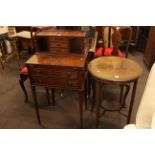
<box><xmin>88</xmin><ymin>56</ymin><xmax>143</xmax><ymax>82</ymax></box>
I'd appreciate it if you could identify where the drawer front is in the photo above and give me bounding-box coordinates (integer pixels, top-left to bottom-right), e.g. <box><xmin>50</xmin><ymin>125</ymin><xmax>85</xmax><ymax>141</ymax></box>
<box><xmin>48</xmin><ymin>37</ymin><xmax>68</xmax><ymax>42</ymax></box>
<box><xmin>29</xmin><ymin>67</ymin><xmax>80</xmax><ymax>79</ymax></box>
<box><xmin>49</xmin><ymin>42</ymin><xmax>69</xmax><ymax>48</ymax></box>
<box><xmin>48</xmin><ymin>37</ymin><xmax>69</xmax><ymax>47</ymax></box>
<box><xmin>48</xmin><ymin>47</ymin><xmax>69</xmax><ymax>54</ymax></box>
<box><xmin>30</xmin><ymin>76</ymin><xmax>80</xmax><ymax>89</ymax></box>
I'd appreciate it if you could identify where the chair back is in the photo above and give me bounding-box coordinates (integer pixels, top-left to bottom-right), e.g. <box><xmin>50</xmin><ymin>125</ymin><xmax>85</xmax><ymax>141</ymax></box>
<box><xmin>97</xmin><ymin>26</ymin><xmax>132</xmax><ymax>57</ymax></box>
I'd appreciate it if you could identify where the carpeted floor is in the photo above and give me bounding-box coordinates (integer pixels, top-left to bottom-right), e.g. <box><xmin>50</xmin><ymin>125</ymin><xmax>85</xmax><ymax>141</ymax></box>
<box><xmin>0</xmin><ymin>50</ymin><xmax>149</xmax><ymax>129</ymax></box>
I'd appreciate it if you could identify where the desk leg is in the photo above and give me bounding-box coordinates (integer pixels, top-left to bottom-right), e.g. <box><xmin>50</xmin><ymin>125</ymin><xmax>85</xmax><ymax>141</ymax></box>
<box><xmin>52</xmin><ymin>88</ymin><xmax>55</xmax><ymax>106</ymax></box>
<box><xmin>46</xmin><ymin>88</ymin><xmax>50</xmax><ymax>105</ymax></box>
<box><xmin>96</xmin><ymin>81</ymin><xmax>101</xmax><ymax>129</ymax></box>
<box><xmin>127</xmin><ymin>80</ymin><xmax>138</xmax><ymax>124</ymax></box>
<box><xmin>79</xmin><ymin>92</ymin><xmax>83</xmax><ymax>129</ymax></box>
<box><xmin>31</xmin><ymin>86</ymin><xmax>41</xmax><ymax>124</ymax></box>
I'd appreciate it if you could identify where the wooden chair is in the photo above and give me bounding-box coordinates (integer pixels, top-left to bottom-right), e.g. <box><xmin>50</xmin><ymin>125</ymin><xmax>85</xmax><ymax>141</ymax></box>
<box><xmin>95</xmin><ymin>26</ymin><xmax>132</xmax><ymax>58</ymax></box>
<box><xmin>0</xmin><ymin>31</ymin><xmax>21</xmax><ymax>70</ymax></box>
<box><xmin>91</xmin><ymin>26</ymin><xmax>132</xmax><ymax>111</ymax></box>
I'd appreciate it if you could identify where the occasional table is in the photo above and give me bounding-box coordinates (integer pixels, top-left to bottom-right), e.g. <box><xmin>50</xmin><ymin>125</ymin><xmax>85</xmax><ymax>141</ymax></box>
<box><xmin>88</xmin><ymin>56</ymin><xmax>143</xmax><ymax>128</ymax></box>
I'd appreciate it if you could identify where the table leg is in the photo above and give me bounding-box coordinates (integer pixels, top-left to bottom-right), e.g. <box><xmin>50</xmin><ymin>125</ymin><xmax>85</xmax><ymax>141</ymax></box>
<box><xmin>120</xmin><ymin>85</ymin><xmax>124</xmax><ymax>105</ymax></box>
<box><xmin>122</xmin><ymin>84</ymin><xmax>130</xmax><ymax>108</ymax></box>
<box><xmin>31</xmin><ymin>86</ymin><xmax>41</xmax><ymax>124</ymax></box>
<box><xmin>96</xmin><ymin>81</ymin><xmax>101</xmax><ymax>128</ymax></box>
<box><xmin>127</xmin><ymin>79</ymin><xmax>138</xmax><ymax>124</ymax></box>
<box><xmin>91</xmin><ymin>79</ymin><xmax>96</xmax><ymax>112</ymax></box>
<box><xmin>79</xmin><ymin>92</ymin><xmax>83</xmax><ymax>129</ymax></box>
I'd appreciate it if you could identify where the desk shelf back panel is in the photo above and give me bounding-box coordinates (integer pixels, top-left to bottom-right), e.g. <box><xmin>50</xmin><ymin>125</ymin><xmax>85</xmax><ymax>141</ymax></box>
<box><xmin>34</xmin><ymin>30</ymin><xmax>88</xmax><ymax>55</ymax></box>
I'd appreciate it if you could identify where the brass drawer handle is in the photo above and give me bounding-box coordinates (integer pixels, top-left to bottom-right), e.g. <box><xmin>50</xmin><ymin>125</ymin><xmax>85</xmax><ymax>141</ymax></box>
<box><xmin>37</xmin><ymin>79</ymin><xmax>42</xmax><ymax>83</ymax></box>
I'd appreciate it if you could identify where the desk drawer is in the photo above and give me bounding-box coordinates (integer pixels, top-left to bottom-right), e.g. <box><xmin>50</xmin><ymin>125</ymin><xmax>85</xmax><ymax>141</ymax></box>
<box><xmin>48</xmin><ymin>47</ymin><xmax>69</xmax><ymax>54</ymax></box>
<box><xmin>29</xmin><ymin>67</ymin><xmax>80</xmax><ymax>79</ymax></box>
<box><xmin>49</xmin><ymin>41</ymin><xmax>69</xmax><ymax>48</ymax></box>
<box><xmin>30</xmin><ymin>76</ymin><xmax>80</xmax><ymax>89</ymax></box>
<box><xmin>49</xmin><ymin>37</ymin><xmax>68</xmax><ymax>42</ymax></box>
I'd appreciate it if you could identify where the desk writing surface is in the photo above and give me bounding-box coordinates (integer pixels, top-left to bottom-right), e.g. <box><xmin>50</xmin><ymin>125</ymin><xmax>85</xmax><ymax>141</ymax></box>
<box><xmin>25</xmin><ymin>53</ymin><xmax>86</xmax><ymax>68</ymax></box>
<box><xmin>35</xmin><ymin>30</ymin><xmax>87</xmax><ymax>38</ymax></box>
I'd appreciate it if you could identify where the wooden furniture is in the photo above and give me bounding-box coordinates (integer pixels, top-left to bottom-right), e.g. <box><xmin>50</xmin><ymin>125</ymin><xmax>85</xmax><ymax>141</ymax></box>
<box><xmin>87</xmin><ymin>31</ymin><xmax>98</xmax><ymax>101</ymax></box>
<box><xmin>136</xmin><ymin>26</ymin><xmax>150</xmax><ymax>52</ymax></box>
<box><xmin>14</xmin><ymin>31</ymin><xmax>34</xmax><ymax>53</ymax></box>
<box><xmin>88</xmin><ymin>56</ymin><xmax>143</xmax><ymax>128</ymax></box>
<box><xmin>25</xmin><ymin>30</ymin><xmax>89</xmax><ymax>128</ymax></box>
<box><xmin>96</xmin><ymin>26</ymin><xmax>137</xmax><ymax>51</ymax></box>
<box><xmin>15</xmin><ymin>26</ymin><xmax>31</xmax><ymax>32</ymax></box>
<box><xmin>0</xmin><ymin>30</ymin><xmax>21</xmax><ymax>70</ymax></box>
<box><xmin>120</xmin><ymin>26</ymin><xmax>139</xmax><ymax>48</ymax></box>
<box><xmin>31</xmin><ymin>27</ymin><xmax>57</xmax><ymax>53</ymax></box>
<box><xmin>143</xmin><ymin>26</ymin><xmax>155</xmax><ymax>70</ymax></box>
<box><xmin>15</xmin><ymin>27</ymin><xmax>55</xmax><ymax>53</ymax></box>
<box><xmin>93</xmin><ymin>27</ymin><xmax>132</xmax><ymax>113</ymax></box>
<box><xmin>95</xmin><ymin>26</ymin><xmax>132</xmax><ymax>57</ymax></box>
<box><xmin>34</xmin><ymin>30</ymin><xmax>88</xmax><ymax>54</ymax></box>
<box><xmin>26</xmin><ymin>53</ymin><xmax>87</xmax><ymax>128</ymax></box>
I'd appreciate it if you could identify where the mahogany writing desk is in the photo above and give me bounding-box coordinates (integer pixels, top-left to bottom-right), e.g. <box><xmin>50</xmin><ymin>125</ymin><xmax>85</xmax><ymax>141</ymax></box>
<box><xmin>25</xmin><ymin>53</ymin><xmax>87</xmax><ymax>128</ymax></box>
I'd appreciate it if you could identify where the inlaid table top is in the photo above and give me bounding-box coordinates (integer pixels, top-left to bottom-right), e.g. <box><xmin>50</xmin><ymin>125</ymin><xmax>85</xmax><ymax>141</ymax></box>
<box><xmin>88</xmin><ymin>56</ymin><xmax>143</xmax><ymax>82</ymax></box>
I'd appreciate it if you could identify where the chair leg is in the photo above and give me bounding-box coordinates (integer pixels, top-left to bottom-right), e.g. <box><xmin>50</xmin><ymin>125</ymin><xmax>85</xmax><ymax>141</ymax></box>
<box><xmin>19</xmin><ymin>74</ymin><xmax>28</xmax><ymax>103</ymax></box>
<box><xmin>11</xmin><ymin>38</ymin><xmax>21</xmax><ymax>69</ymax></box>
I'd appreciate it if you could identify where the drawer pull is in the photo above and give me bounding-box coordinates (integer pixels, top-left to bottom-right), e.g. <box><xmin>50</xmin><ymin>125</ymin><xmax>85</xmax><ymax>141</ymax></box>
<box><xmin>37</xmin><ymin>79</ymin><xmax>42</xmax><ymax>83</ymax></box>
